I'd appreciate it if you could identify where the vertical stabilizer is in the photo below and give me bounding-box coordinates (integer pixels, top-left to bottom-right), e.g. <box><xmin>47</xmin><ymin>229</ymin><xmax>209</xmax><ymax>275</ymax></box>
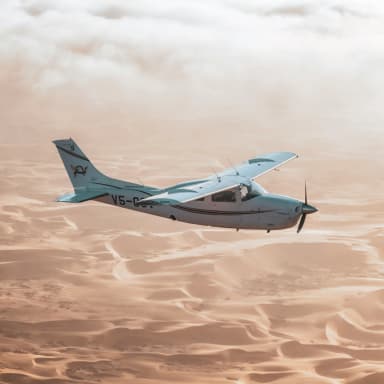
<box><xmin>53</xmin><ymin>138</ymin><xmax>108</xmax><ymax>191</ymax></box>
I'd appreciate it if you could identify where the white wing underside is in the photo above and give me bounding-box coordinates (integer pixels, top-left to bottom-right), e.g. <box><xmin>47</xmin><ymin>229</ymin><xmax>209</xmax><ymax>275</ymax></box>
<box><xmin>138</xmin><ymin>152</ymin><xmax>297</xmax><ymax>206</ymax></box>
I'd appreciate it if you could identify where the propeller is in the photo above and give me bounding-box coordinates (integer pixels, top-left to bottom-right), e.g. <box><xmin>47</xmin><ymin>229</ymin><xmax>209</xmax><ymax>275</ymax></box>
<box><xmin>297</xmin><ymin>181</ymin><xmax>318</xmax><ymax>233</ymax></box>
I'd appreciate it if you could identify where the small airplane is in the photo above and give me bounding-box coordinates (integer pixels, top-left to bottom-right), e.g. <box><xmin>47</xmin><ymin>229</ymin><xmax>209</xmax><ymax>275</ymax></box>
<box><xmin>53</xmin><ymin>138</ymin><xmax>317</xmax><ymax>233</ymax></box>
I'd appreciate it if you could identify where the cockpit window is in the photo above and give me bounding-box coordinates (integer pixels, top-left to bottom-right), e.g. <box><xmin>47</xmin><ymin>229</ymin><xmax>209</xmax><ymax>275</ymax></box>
<box><xmin>212</xmin><ymin>190</ymin><xmax>236</xmax><ymax>202</ymax></box>
<box><xmin>241</xmin><ymin>182</ymin><xmax>266</xmax><ymax>201</ymax></box>
<box><xmin>240</xmin><ymin>185</ymin><xmax>248</xmax><ymax>200</ymax></box>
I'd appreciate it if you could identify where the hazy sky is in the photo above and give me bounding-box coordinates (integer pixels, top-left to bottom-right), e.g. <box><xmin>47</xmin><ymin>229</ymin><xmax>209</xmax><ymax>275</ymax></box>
<box><xmin>1</xmin><ymin>0</ymin><xmax>383</xmax><ymax>149</ymax></box>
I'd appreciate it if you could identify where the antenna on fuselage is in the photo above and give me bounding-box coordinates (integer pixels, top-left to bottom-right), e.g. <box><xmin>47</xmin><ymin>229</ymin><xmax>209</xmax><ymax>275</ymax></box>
<box><xmin>210</xmin><ymin>167</ymin><xmax>221</xmax><ymax>183</ymax></box>
<box><xmin>226</xmin><ymin>158</ymin><xmax>240</xmax><ymax>176</ymax></box>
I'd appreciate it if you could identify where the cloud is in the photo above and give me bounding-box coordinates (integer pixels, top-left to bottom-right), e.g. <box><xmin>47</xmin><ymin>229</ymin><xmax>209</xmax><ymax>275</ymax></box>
<box><xmin>0</xmin><ymin>0</ymin><xmax>383</xmax><ymax>149</ymax></box>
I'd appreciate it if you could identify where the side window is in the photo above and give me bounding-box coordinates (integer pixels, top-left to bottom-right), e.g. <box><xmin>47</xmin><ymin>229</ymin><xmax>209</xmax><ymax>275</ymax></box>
<box><xmin>240</xmin><ymin>185</ymin><xmax>248</xmax><ymax>201</ymax></box>
<box><xmin>196</xmin><ymin>197</ymin><xmax>205</xmax><ymax>202</ymax></box>
<box><xmin>212</xmin><ymin>190</ymin><xmax>236</xmax><ymax>202</ymax></box>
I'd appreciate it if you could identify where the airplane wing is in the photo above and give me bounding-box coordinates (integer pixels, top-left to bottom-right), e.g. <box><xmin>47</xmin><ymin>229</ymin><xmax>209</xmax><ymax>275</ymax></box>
<box><xmin>137</xmin><ymin>152</ymin><xmax>297</xmax><ymax>206</ymax></box>
<box><xmin>137</xmin><ymin>176</ymin><xmax>241</xmax><ymax>206</ymax></box>
<box><xmin>217</xmin><ymin>151</ymin><xmax>298</xmax><ymax>180</ymax></box>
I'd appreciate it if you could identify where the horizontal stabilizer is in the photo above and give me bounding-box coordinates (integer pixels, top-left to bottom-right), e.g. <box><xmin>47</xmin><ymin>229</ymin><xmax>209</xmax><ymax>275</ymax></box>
<box><xmin>56</xmin><ymin>190</ymin><xmax>108</xmax><ymax>203</ymax></box>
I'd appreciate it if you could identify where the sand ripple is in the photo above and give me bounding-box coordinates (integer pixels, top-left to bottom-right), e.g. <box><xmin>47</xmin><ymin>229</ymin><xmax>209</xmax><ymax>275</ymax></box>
<box><xmin>1</xmin><ymin>147</ymin><xmax>384</xmax><ymax>383</ymax></box>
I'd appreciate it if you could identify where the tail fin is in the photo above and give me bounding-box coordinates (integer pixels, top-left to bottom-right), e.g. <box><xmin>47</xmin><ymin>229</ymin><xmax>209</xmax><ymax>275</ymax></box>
<box><xmin>53</xmin><ymin>138</ymin><xmax>160</xmax><ymax>203</ymax></box>
<box><xmin>53</xmin><ymin>138</ymin><xmax>110</xmax><ymax>191</ymax></box>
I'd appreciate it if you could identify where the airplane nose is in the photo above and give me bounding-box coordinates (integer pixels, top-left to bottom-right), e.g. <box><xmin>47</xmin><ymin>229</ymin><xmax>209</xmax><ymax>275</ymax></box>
<box><xmin>302</xmin><ymin>203</ymin><xmax>318</xmax><ymax>214</ymax></box>
<box><xmin>296</xmin><ymin>183</ymin><xmax>317</xmax><ymax>233</ymax></box>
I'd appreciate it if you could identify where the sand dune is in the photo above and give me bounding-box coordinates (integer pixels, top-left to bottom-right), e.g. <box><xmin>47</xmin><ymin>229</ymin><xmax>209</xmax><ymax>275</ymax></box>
<box><xmin>0</xmin><ymin>143</ymin><xmax>383</xmax><ymax>384</ymax></box>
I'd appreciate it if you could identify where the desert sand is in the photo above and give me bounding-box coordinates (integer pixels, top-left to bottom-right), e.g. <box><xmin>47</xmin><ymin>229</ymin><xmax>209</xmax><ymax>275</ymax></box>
<box><xmin>1</xmin><ymin>1</ymin><xmax>384</xmax><ymax>383</ymax></box>
<box><xmin>0</xmin><ymin>137</ymin><xmax>383</xmax><ymax>384</ymax></box>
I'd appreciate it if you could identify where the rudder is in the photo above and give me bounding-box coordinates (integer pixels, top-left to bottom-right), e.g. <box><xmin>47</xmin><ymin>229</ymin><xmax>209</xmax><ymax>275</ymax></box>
<box><xmin>53</xmin><ymin>138</ymin><xmax>107</xmax><ymax>191</ymax></box>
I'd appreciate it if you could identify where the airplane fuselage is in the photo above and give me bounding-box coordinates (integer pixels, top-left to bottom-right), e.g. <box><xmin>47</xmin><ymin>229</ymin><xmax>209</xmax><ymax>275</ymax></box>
<box><xmin>95</xmin><ymin>185</ymin><xmax>304</xmax><ymax>231</ymax></box>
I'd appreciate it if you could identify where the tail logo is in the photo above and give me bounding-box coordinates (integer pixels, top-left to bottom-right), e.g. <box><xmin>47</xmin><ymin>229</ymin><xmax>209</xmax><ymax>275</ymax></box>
<box><xmin>71</xmin><ymin>165</ymin><xmax>88</xmax><ymax>177</ymax></box>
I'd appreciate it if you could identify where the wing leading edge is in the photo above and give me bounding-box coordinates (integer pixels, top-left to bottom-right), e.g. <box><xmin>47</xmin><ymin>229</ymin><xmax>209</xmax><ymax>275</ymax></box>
<box><xmin>218</xmin><ymin>151</ymin><xmax>298</xmax><ymax>180</ymax></box>
<box><xmin>137</xmin><ymin>152</ymin><xmax>297</xmax><ymax>206</ymax></box>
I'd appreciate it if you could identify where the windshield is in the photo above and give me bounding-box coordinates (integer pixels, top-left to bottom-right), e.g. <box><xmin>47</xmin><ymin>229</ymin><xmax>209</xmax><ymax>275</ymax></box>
<box><xmin>242</xmin><ymin>182</ymin><xmax>266</xmax><ymax>201</ymax></box>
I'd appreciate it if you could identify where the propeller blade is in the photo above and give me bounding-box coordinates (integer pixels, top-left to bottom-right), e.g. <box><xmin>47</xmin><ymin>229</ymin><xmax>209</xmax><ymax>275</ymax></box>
<box><xmin>297</xmin><ymin>213</ymin><xmax>307</xmax><ymax>233</ymax></box>
<box><xmin>297</xmin><ymin>181</ymin><xmax>317</xmax><ymax>233</ymax></box>
<box><xmin>304</xmin><ymin>180</ymin><xmax>307</xmax><ymax>205</ymax></box>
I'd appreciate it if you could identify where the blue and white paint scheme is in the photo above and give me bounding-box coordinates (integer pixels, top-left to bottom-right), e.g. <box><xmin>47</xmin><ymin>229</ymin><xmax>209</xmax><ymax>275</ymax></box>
<box><xmin>53</xmin><ymin>138</ymin><xmax>317</xmax><ymax>232</ymax></box>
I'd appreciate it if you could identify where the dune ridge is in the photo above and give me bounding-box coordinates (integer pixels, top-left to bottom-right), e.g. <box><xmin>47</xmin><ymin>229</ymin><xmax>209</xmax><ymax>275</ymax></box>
<box><xmin>0</xmin><ymin>143</ymin><xmax>383</xmax><ymax>383</ymax></box>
